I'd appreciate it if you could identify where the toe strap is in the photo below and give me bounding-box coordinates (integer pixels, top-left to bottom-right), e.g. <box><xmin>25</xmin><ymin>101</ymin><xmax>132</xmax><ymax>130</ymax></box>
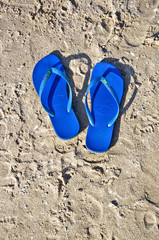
<box><xmin>85</xmin><ymin>76</ymin><xmax>119</xmax><ymax>127</ymax></box>
<box><xmin>39</xmin><ymin>67</ymin><xmax>72</xmax><ymax>117</ymax></box>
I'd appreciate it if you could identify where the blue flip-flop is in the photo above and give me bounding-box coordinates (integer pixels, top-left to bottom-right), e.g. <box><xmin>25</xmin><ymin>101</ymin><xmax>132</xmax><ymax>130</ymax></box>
<box><xmin>85</xmin><ymin>62</ymin><xmax>124</xmax><ymax>153</ymax></box>
<box><xmin>32</xmin><ymin>54</ymin><xmax>80</xmax><ymax>139</ymax></box>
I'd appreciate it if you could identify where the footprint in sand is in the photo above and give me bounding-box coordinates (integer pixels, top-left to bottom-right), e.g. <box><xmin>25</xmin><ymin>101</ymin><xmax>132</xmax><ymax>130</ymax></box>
<box><xmin>71</xmin><ymin>192</ymin><xmax>103</xmax><ymax>224</ymax></box>
<box><xmin>144</xmin><ymin>212</ymin><xmax>156</xmax><ymax>230</ymax></box>
<box><xmin>113</xmin><ymin>0</ymin><xmax>158</xmax><ymax>46</ymax></box>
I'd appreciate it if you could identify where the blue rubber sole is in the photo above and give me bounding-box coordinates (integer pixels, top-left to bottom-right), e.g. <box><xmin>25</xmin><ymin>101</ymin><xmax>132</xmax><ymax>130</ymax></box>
<box><xmin>32</xmin><ymin>54</ymin><xmax>80</xmax><ymax>140</ymax></box>
<box><xmin>86</xmin><ymin>62</ymin><xmax>124</xmax><ymax>153</ymax></box>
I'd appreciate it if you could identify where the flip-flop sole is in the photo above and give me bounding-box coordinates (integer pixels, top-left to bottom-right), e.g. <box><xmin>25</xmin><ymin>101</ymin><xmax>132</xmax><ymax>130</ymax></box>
<box><xmin>86</xmin><ymin>62</ymin><xmax>124</xmax><ymax>153</ymax></box>
<box><xmin>32</xmin><ymin>54</ymin><xmax>80</xmax><ymax>139</ymax></box>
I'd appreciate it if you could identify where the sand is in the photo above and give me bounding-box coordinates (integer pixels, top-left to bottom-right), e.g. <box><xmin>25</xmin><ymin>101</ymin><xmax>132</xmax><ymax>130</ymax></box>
<box><xmin>0</xmin><ymin>0</ymin><xmax>159</xmax><ymax>239</ymax></box>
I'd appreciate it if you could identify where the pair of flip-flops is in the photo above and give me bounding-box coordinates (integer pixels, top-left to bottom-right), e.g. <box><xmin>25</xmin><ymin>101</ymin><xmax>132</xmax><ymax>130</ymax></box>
<box><xmin>32</xmin><ymin>54</ymin><xmax>124</xmax><ymax>153</ymax></box>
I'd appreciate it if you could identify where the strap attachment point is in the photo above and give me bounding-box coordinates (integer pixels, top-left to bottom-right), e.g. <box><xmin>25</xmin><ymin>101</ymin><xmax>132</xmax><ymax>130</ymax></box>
<box><xmin>101</xmin><ymin>78</ymin><xmax>108</xmax><ymax>85</ymax></box>
<box><xmin>46</xmin><ymin>70</ymin><xmax>52</xmax><ymax>77</ymax></box>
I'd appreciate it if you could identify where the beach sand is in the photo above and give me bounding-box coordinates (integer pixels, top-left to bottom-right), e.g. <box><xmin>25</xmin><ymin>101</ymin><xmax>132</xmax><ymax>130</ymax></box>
<box><xmin>0</xmin><ymin>0</ymin><xmax>159</xmax><ymax>239</ymax></box>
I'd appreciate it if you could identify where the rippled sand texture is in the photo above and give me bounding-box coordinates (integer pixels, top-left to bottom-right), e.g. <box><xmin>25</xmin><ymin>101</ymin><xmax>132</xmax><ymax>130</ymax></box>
<box><xmin>0</xmin><ymin>0</ymin><xmax>159</xmax><ymax>239</ymax></box>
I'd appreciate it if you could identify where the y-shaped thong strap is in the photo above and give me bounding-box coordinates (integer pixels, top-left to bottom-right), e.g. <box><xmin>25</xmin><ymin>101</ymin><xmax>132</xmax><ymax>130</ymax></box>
<box><xmin>85</xmin><ymin>76</ymin><xmax>119</xmax><ymax>127</ymax></box>
<box><xmin>39</xmin><ymin>67</ymin><xmax>72</xmax><ymax>117</ymax></box>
